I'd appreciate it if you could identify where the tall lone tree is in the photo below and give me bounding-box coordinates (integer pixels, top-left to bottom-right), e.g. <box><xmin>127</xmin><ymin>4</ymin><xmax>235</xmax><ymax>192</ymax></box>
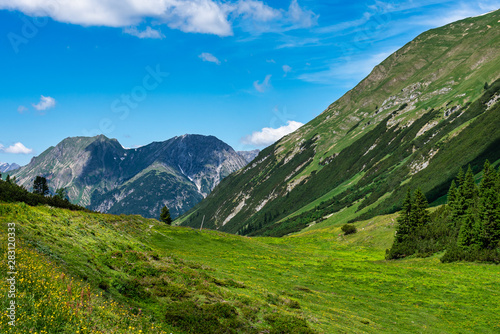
<box><xmin>33</xmin><ymin>176</ymin><xmax>49</xmax><ymax>196</ymax></box>
<box><xmin>160</xmin><ymin>205</ymin><xmax>172</xmax><ymax>225</ymax></box>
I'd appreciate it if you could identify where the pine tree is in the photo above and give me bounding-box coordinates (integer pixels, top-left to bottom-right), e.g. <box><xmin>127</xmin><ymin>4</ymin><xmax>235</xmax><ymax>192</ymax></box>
<box><xmin>395</xmin><ymin>189</ymin><xmax>413</xmax><ymax>243</ymax></box>
<box><xmin>478</xmin><ymin>161</ymin><xmax>500</xmax><ymax>249</ymax></box>
<box><xmin>462</xmin><ymin>165</ymin><xmax>477</xmax><ymax>204</ymax></box>
<box><xmin>160</xmin><ymin>205</ymin><xmax>172</xmax><ymax>225</ymax></box>
<box><xmin>447</xmin><ymin>180</ymin><xmax>458</xmax><ymax>208</ymax></box>
<box><xmin>457</xmin><ymin>208</ymin><xmax>482</xmax><ymax>249</ymax></box>
<box><xmin>411</xmin><ymin>188</ymin><xmax>430</xmax><ymax>228</ymax></box>
<box><xmin>33</xmin><ymin>176</ymin><xmax>49</xmax><ymax>196</ymax></box>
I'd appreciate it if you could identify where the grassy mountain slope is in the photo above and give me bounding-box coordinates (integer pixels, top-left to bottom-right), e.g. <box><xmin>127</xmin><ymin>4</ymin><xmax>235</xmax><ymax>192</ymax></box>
<box><xmin>179</xmin><ymin>10</ymin><xmax>500</xmax><ymax>236</ymax></box>
<box><xmin>2</xmin><ymin>202</ymin><xmax>499</xmax><ymax>333</ymax></box>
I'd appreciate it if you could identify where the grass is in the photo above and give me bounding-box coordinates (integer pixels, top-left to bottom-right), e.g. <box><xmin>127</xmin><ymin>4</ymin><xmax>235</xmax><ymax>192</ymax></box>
<box><xmin>2</xmin><ymin>202</ymin><xmax>499</xmax><ymax>333</ymax></box>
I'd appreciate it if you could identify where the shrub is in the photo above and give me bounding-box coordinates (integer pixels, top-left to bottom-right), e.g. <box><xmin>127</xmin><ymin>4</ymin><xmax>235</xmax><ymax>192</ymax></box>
<box><xmin>341</xmin><ymin>224</ymin><xmax>357</xmax><ymax>235</ymax></box>
<box><xmin>264</xmin><ymin>313</ymin><xmax>315</xmax><ymax>334</ymax></box>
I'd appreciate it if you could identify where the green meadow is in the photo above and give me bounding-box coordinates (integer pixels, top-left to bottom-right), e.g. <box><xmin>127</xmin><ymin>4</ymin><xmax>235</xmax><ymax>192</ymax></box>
<box><xmin>1</xmin><ymin>202</ymin><xmax>499</xmax><ymax>333</ymax></box>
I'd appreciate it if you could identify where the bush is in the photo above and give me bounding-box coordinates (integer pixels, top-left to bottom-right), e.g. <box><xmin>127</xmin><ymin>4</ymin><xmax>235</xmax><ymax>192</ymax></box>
<box><xmin>264</xmin><ymin>313</ymin><xmax>315</xmax><ymax>334</ymax></box>
<box><xmin>341</xmin><ymin>224</ymin><xmax>357</xmax><ymax>235</ymax></box>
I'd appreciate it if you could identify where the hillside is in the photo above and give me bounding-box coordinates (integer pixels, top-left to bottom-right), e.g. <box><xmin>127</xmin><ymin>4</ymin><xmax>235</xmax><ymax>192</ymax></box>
<box><xmin>179</xmin><ymin>10</ymin><xmax>500</xmax><ymax>236</ymax></box>
<box><xmin>11</xmin><ymin>134</ymin><xmax>247</xmax><ymax>218</ymax></box>
<box><xmin>2</xmin><ymin>202</ymin><xmax>499</xmax><ymax>333</ymax></box>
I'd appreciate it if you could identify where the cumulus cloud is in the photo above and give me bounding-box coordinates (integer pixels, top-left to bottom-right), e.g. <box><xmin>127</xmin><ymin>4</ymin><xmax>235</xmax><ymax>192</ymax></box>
<box><xmin>0</xmin><ymin>0</ymin><xmax>233</xmax><ymax>36</ymax></box>
<box><xmin>242</xmin><ymin>120</ymin><xmax>304</xmax><ymax>146</ymax></box>
<box><xmin>0</xmin><ymin>142</ymin><xmax>33</xmax><ymax>154</ymax></box>
<box><xmin>0</xmin><ymin>0</ymin><xmax>317</xmax><ymax>37</ymax></box>
<box><xmin>32</xmin><ymin>95</ymin><xmax>56</xmax><ymax>111</ymax></box>
<box><xmin>253</xmin><ymin>74</ymin><xmax>272</xmax><ymax>93</ymax></box>
<box><xmin>124</xmin><ymin>26</ymin><xmax>164</xmax><ymax>39</ymax></box>
<box><xmin>17</xmin><ymin>105</ymin><xmax>28</xmax><ymax>114</ymax></box>
<box><xmin>199</xmin><ymin>52</ymin><xmax>221</xmax><ymax>64</ymax></box>
<box><xmin>282</xmin><ymin>64</ymin><xmax>292</xmax><ymax>76</ymax></box>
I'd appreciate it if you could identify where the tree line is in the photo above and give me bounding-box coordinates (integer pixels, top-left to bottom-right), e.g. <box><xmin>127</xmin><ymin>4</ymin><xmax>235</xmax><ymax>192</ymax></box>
<box><xmin>0</xmin><ymin>173</ymin><xmax>88</xmax><ymax>212</ymax></box>
<box><xmin>386</xmin><ymin>161</ymin><xmax>500</xmax><ymax>263</ymax></box>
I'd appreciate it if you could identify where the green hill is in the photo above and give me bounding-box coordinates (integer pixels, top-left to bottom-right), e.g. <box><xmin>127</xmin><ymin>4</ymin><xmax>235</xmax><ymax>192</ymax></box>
<box><xmin>178</xmin><ymin>10</ymin><xmax>500</xmax><ymax>237</ymax></box>
<box><xmin>2</xmin><ymin>202</ymin><xmax>499</xmax><ymax>333</ymax></box>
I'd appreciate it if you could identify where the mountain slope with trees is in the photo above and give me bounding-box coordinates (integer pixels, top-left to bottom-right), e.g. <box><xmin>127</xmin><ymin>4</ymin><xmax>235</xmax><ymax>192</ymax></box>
<box><xmin>179</xmin><ymin>10</ymin><xmax>500</xmax><ymax>236</ymax></box>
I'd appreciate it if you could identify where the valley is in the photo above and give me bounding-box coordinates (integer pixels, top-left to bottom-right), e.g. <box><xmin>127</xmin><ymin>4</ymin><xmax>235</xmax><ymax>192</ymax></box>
<box><xmin>1</xmin><ymin>202</ymin><xmax>499</xmax><ymax>333</ymax></box>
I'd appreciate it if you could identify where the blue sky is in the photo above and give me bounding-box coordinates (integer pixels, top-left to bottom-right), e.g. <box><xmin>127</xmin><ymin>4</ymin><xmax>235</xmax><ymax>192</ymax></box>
<box><xmin>1</xmin><ymin>0</ymin><xmax>499</xmax><ymax>166</ymax></box>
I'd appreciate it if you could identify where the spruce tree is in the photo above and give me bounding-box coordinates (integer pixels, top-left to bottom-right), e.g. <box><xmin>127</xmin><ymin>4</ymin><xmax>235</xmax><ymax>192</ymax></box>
<box><xmin>160</xmin><ymin>205</ymin><xmax>172</xmax><ymax>225</ymax></box>
<box><xmin>478</xmin><ymin>161</ymin><xmax>500</xmax><ymax>249</ymax></box>
<box><xmin>411</xmin><ymin>188</ymin><xmax>430</xmax><ymax>228</ymax></box>
<box><xmin>395</xmin><ymin>189</ymin><xmax>413</xmax><ymax>243</ymax></box>
<box><xmin>457</xmin><ymin>208</ymin><xmax>482</xmax><ymax>249</ymax></box>
<box><xmin>461</xmin><ymin>165</ymin><xmax>477</xmax><ymax>204</ymax></box>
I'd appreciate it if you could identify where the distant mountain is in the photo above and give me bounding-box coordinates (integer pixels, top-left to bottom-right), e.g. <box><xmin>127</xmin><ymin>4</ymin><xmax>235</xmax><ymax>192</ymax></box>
<box><xmin>237</xmin><ymin>150</ymin><xmax>260</xmax><ymax>163</ymax></box>
<box><xmin>0</xmin><ymin>162</ymin><xmax>21</xmax><ymax>173</ymax></box>
<box><xmin>179</xmin><ymin>10</ymin><xmax>500</xmax><ymax>236</ymax></box>
<box><xmin>11</xmin><ymin>134</ymin><xmax>248</xmax><ymax>218</ymax></box>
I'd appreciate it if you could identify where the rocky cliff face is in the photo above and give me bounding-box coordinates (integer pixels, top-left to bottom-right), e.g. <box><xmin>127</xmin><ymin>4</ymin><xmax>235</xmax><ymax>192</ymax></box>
<box><xmin>11</xmin><ymin>134</ymin><xmax>248</xmax><ymax>218</ymax></box>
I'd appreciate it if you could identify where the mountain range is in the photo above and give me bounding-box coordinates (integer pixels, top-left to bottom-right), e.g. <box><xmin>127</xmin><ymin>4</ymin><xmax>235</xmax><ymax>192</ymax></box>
<box><xmin>11</xmin><ymin>134</ymin><xmax>256</xmax><ymax>218</ymax></box>
<box><xmin>0</xmin><ymin>162</ymin><xmax>20</xmax><ymax>173</ymax></box>
<box><xmin>178</xmin><ymin>10</ymin><xmax>500</xmax><ymax>236</ymax></box>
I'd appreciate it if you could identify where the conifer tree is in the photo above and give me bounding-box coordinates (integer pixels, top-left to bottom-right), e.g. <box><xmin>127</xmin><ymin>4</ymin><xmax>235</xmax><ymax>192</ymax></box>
<box><xmin>457</xmin><ymin>208</ymin><xmax>482</xmax><ymax>249</ymax></box>
<box><xmin>411</xmin><ymin>188</ymin><xmax>430</xmax><ymax>228</ymax></box>
<box><xmin>160</xmin><ymin>205</ymin><xmax>172</xmax><ymax>225</ymax></box>
<box><xmin>478</xmin><ymin>161</ymin><xmax>500</xmax><ymax>249</ymax></box>
<box><xmin>395</xmin><ymin>189</ymin><xmax>413</xmax><ymax>243</ymax></box>
<box><xmin>461</xmin><ymin>165</ymin><xmax>477</xmax><ymax>204</ymax></box>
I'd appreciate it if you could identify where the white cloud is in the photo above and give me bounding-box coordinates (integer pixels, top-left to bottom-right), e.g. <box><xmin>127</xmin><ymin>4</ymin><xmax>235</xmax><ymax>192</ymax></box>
<box><xmin>242</xmin><ymin>120</ymin><xmax>304</xmax><ymax>146</ymax></box>
<box><xmin>0</xmin><ymin>0</ymin><xmax>233</xmax><ymax>36</ymax></box>
<box><xmin>32</xmin><ymin>95</ymin><xmax>56</xmax><ymax>111</ymax></box>
<box><xmin>164</xmin><ymin>0</ymin><xmax>233</xmax><ymax>36</ymax></box>
<box><xmin>234</xmin><ymin>0</ymin><xmax>281</xmax><ymax>21</ymax></box>
<box><xmin>0</xmin><ymin>0</ymin><xmax>318</xmax><ymax>37</ymax></box>
<box><xmin>199</xmin><ymin>52</ymin><xmax>221</xmax><ymax>64</ymax></box>
<box><xmin>0</xmin><ymin>142</ymin><xmax>33</xmax><ymax>154</ymax></box>
<box><xmin>17</xmin><ymin>105</ymin><xmax>28</xmax><ymax>113</ymax></box>
<box><xmin>287</xmin><ymin>0</ymin><xmax>318</xmax><ymax>28</ymax></box>
<box><xmin>282</xmin><ymin>64</ymin><xmax>292</xmax><ymax>76</ymax></box>
<box><xmin>253</xmin><ymin>74</ymin><xmax>272</xmax><ymax>92</ymax></box>
<box><xmin>124</xmin><ymin>26</ymin><xmax>164</xmax><ymax>39</ymax></box>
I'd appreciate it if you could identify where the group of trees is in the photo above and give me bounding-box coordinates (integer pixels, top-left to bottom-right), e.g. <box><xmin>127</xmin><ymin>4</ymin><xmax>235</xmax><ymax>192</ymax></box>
<box><xmin>1</xmin><ymin>172</ymin><xmax>174</xmax><ymax>224</ymax></box>
<box><xmin>385</xmin><ymin>188</ymin><xmax>431</xmax><ymax>259</ymax></box>
<box><xmin>0</xmin><ymin>174</ymin><xmax>87</xmax><ymax>211</ymax></box>
<box><xmin>387</xmin><ymin>161</ymin><xmax>500</xmax><ymax>263</ymax></box>
<box><xmin>443</xmin><ymin>161</ymin><xmax>500</xmax><ymax>262</ymax></box>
